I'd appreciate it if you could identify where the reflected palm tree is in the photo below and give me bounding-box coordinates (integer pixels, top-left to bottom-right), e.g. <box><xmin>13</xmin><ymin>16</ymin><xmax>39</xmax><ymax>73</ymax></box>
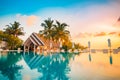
<box><xmin>22</xmin><ymin>52</ymin><xmax>77</xmax><ymax>80</ymax></box>
<box><xmin>0</xmin><ymin>65</ymin><xmax>23</xmax><ymax>80</ymax></box>
<box><xmin>0</xmin><ymin>52</ymin><xmax>23</xmax><ymax>80</ymax></box>
<box><xmin>38</xmin><ymin>53</ymin><xmax>71</xmax><ymax>80</ymax></box>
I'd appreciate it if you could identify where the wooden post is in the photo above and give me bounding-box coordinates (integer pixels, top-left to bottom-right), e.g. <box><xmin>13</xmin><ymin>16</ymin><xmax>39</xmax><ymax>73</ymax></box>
<box><xmin>23</xmin><ymin>45</ymin><xmax>25</xmax><ymax>54</ymax></box>
<box><xmin>24</xmin><ymin>45</ymin><xmax>25</xmax><ymax>52</ymax></box>
<box><xmin>17</xmin><ymin>48</ymin><xmax>20</xmax><ymax>53</ymax></box>
<box><xmin>28</xmin><ymin>46</ymin><xmax>29</xmax><ymax>52</ymax></box>
<box><xmin>42</xmin><ymin>47</ymin><xmax>44</xmax><ymax>55</ymax></box>
<box><xmin>34</xmin><ymin>45</ymin><xmax>35</xmax><ymax>54</ymax></box>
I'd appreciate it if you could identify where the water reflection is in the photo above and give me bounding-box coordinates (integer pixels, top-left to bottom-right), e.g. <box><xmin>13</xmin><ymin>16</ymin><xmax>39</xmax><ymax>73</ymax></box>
<box><xmin>109</xmin><ymin>51</ymin><xmax>113</xmax><ymax>65</ymax></box>
<box><xmin>0</xmin><ymin>51</ymin><xmax>23</xmax><ymax>80</ymax></box>
<box><xmin>0</xmin><ymin>51</ymin><xmax>120</xmax><ymax>80</ymax></box>
<box><xmin>23</xmin><ymin>52</ymin><xmax>76</xmax><ymax>80</ymax></box>
<box><xmin>109</xmin><ymin>55</ymin><xmax>113</xmax><ymax>65</ymax></box>
<box><xmin>88</xmin><ymin>54</ymin><xmax>92</xmax><ymax>62</ymax></box>
<box><xmin>88</xmin><ymin>51</ymin><xmax>115</xmax><ymax>65</ymax></box>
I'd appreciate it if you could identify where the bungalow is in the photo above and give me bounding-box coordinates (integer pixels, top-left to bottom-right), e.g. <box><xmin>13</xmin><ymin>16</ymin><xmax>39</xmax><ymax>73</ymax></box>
<box><xmin>23</xmin><ymin>32</ymin><xmax>60</xmax><ymax>53</ymax></box>
<box><xmin>0</xmin><ymin>41</ymin><xmax>7</xmax><ymax>50</ymax></box>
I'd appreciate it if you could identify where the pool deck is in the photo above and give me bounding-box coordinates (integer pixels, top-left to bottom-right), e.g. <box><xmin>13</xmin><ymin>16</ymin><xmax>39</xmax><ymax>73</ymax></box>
<box><xmin>0</xmin><ymin>50</ymin><xmax>23</xmax><ymax>52</ymax></box>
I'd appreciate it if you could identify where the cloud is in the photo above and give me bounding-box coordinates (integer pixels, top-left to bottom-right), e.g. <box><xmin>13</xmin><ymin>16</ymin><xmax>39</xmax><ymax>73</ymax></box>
<box><xmin>15</xmin><ymin>14</ymin><xmax>42</xmax><ymax>41</ymax></box>
<box><xmin>118</xmin><ymin>33</ymin><xmax>120</xmax><ymax>37</ymax></box>
<box><xmin>1</xmin><ymin>1</ymin><xmax>120</xmax><ymax>41</ymax></box>
<box><xmin>16</xmin><ymin>14</ymin><xmax>39</xmax><ymax>27</ymax></box>
<box><xmin>75</xmin><ymin>33</ymin><xmax>86</xmax><ymax>38</ymax></box>
<box><xmin>108</xmin><ymin>32</ymin><xmax>117</xmax><ymax>35</ymax></box>
<box><xmin>75</xmin><ymin>31</ymin><xmax>120</xmax><ymax>39</ymax></box>
<box><xmin>37</xmin><ymin>0</ymin><xmax>120</xmax><ymax>36</ymax></box>
<box><xmin>117</xmin><ymin>17</ymin><xmax>120</xmax><ymax>21</ymax></box>
<box><xmin>94</xmin><ymin>32</ymin><xmax>106</xmax><ymax>37</ymax></box>
<box><xmin>74</xmin><ymin>32</ymin><xmax>93</xmax><ymax>38</ymax></box>
<box><xmin>26</xmin><ymin>15</ymin><xmax>38</xmax><ymax>26</ymax></box>
<box><xmin>94</xmin><ymin>32</ymin><xmax>118</xmax><ymax>37</ymax></box>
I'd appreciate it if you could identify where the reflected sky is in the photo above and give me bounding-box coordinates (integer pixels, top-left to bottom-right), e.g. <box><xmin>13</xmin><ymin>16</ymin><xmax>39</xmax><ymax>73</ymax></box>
<box><xmin>22</xmin><ymin>52</ymin><xmax>74</xmax><ymax>80</ymax></box>
<box><xmin>0</xmin><ymin>51</ymin><xmax>23</xmax><ymax>80</ymax></box>
<box><xmin>0</xmin><ymin>51</ymin><xmax>120</xmax><ymax>80</ymax></box>
<box><xmin>70</xmin><ymin>52</ymin><xmax>120</xmax><ymax>80</ymax></box>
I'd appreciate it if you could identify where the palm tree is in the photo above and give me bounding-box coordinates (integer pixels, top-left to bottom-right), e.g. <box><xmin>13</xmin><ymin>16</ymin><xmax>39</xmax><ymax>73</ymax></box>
<box><xmin>40</xmin><ymin>18</ymin><xmax>54</xmax><ymax>40</ymax></box>
<box><xmin>39</xmin><ymin>19</ymin><xmax>71</xmax><ymax>50</ymax></box>
<box><xmin>53</xmin><ymin>20</ymin><xmax>70</xmax><ymax>42</ymax></box>
<box><xmin>4</xmin><ymin>21</ymin><xmax>24</xmax><ymax>37</ymax></box>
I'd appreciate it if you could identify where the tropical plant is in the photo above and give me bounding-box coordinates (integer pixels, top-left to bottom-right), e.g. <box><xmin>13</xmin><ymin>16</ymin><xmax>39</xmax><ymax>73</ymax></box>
<box><xmin>4</xmin><ymin>21</ymin><xmax>24</xmax><ymax>37</ymax></box>
<box><xmin>39</xmin><ymin>18</ymin><xmax>86</xmax><ymax>51</ymax></box>
<box><xmin>0</xmin><ymin>30</ymin><xmax>23</xmax><ymax>50</ymax></box>
<box><xmin>40</xmin><ymin>18</ymin><xmax>54</xmax><ymax>40</ymax></box>
<box><xmin>74</xmin><ymin>43</ymin><xmax>87</xmax><ymax>50</ymax></box>
<box><xmin>0</xmin><ymin>30</ymin><xmax>3</xmax><ymax>42</ymax></box>
<box><xmin>53</xmin><ymin>20</ymin><xmax>70</xmax><ymax>42</ymax></box>
<box><xmin>6</xmin><ymin>35</ymin><xmax>23</xmax><ymax>50</ymax></box>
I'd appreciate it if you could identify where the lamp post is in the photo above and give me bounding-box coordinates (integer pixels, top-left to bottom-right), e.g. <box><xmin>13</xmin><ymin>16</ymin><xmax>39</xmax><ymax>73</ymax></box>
<box><xmin>107</xmin><ymin>39</ymin><xmax>111</xmax><ymax>53</ymax></box>
<box><xmin>88</xmin><ymin>41</ymin><xmax>91</xmax><ymax>53</ymax></box>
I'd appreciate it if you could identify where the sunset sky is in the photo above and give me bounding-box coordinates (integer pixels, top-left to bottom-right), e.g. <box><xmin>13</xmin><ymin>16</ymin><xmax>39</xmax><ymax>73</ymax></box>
<box><xmin>0</xmin><ymin>0</ymin><xmax>120</xmax><ymax>48</ymax></box>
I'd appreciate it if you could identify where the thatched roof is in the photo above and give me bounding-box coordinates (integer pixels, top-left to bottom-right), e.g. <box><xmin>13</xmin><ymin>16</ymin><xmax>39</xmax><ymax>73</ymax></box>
<box><xmin>24</xmin><ymin>32</ymin><xmax>59</xmax><ymax>48</ymax></box>
<box><xmin>36</xmin><ymin>33</ymin><xmax>60</xmax><ymax>48</ymax></box>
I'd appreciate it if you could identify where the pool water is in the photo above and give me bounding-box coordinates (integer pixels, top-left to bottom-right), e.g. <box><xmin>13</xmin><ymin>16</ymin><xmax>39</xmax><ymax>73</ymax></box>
<box><xmin>0</xmin><ymin>51</ymin><xmax>120</xmax><ymax>80</ymax></box>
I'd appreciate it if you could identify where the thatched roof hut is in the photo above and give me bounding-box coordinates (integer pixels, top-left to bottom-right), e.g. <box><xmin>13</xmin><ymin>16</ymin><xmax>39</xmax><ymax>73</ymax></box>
<box><xmin>24</xmin><ymin>32</ymin><xmax>60</xmax><ymax>53</ymax></box>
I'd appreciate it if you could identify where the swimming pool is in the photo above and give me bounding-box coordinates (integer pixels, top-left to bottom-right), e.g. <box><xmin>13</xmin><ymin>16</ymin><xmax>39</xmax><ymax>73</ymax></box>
<box><xmin>0</xmin><ymin>51</ymin><xmax>120</xmax><ymax>80</ymax></box>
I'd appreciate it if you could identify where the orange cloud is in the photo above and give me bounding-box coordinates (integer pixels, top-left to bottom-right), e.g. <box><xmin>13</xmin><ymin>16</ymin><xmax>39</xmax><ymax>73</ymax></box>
<box><xmin>78</xmin><ymin>33</ymin><xmax>86</xmax><ymax>38</ymax></box>
<box><xmin>84</xmin><ymin>33</ymin><xmax>93</xmax><ymax>37</ymax></box>
<box><xmin>16</xmin><ymin>14</ymin><xmax>39</xmax><ymax>27</ymax></box>
<box><xmin>74</xmin><ymin>31</ymin><xmax>120</xmax><ymax>39</ymax></box>
<box><xmin>108</xmin><ymin>32</ymin><xmax>120</xmax><ymax>37</ymax></box>
<box><xmin>74</xmin><ymin>33</ymin><xmax>93</xmax><ymax>38</ymax></box>
<box><xmin>74</xmin><ymin>33</ymin><xmax>86</xmax><ymax>38</ymax></box>
<box><xmin>94</xmin><ymin>32</ymin><xmax>106</xmax><ymax>37</ymax></box>
<box><xmin>108</xmin><ymin>32</ymin><xmax>117</xmax><ymax>35</ymax></box>
<box><xmin>26</xmin><ymin>15</ymin><xmax>38</xmax><ymax>26</ymax></box>
<box><xmin>118</xmin><ymin>33</ymin><xmax>120</xmax><ymax>37</ymax></box>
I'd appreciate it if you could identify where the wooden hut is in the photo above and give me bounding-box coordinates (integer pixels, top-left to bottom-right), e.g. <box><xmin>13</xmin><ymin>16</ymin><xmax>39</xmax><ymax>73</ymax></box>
<box><xmin>24</xmin><ymin>32</ymin><xmax>60</xmax><ymax>53</ymax></box>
